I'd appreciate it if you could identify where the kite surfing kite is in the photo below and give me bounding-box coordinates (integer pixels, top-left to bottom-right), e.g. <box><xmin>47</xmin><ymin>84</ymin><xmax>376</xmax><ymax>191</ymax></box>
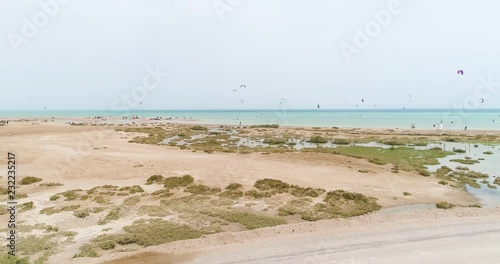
<box><xmin>240</xmin><ymin>85</ymin><xmax>246</xmax><ymax>88</ymax></box>
<box><xmin>457</xmin><ymin>70</ymin><xmax>464</xmax><ymax>75</ymax></box>
<box><xmin>317</xmin><ymin>104</ymin><xmax>320</xmax><ymax>109</ymax></box>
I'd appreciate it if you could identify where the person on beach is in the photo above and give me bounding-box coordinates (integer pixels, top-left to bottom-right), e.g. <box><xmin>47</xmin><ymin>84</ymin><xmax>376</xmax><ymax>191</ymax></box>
<box><xmin>440</xmin><ymin>121</ymin><xmax>443</xmax><ymax>130</ymax></box>
<box><xmin>464</xmin><ymin>126</ymin><xmax>468</xmax><ymax>130</ymax></box>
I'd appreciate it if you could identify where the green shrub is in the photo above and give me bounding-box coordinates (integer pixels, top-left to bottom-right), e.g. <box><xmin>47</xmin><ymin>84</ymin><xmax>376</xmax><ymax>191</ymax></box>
<box><xmin>164</xmin><ymin>175</ymin><xmax>194</xmax><ymax>188</ymax></box>
<box><xmin>245</xmin><ymin>189</ymin><xmax>273</xmax><ymax>199</ymax></box>
<box><xmin>40</xmin><ymin>182</ymin><xmax>63</xmax><ymax>187</ymax></box>
<box><xmin>185</xmin><ymin>184</ymin><xmax>221</xmax><ymax>195</ymax></box>
<box><xmin>436</xmin><ymin>202</ymin><xmax>455</xmax><ymax>209</ymax></box>
<box><xmin>119</xmin><ymin>185</ymin><xmax>144</xmax><ymax>194</ymax></box>
<box><xmin>0</xmin><ymin>255</ymin><xmax>30</xmax><ymax>264</ymax></box>
<box><xmin>308</xmin><ymin>135</ymin><xmax>328</xmax><ymax>144</ymax></box>
<box><xmin>123</xmin><ymin>196</ymin><xmax>141</xmax><ymax>206</ymax></box>
<box><xmin>254</xmin><ymin>179</ymin><xmax>290</xmax><ymax>193</ymax></box>
<box><xmin>151</xmin><ymin>189</ymin><xmax>174</xmax><ymax>197</ymax></box>
<box><xmin>225</xmin><ymin>183</ymin><xmax>242</xmax><ymax>190</ymax></box>
<box><xmin>145</xmin><ymin>175</ymin><xmax>164</xmax><ymax>185</ymax></box>
<box><xmin>205</xmin><ymin>211</ymin><xmax>286</xmax><ymax>230</ymax></box>
<box><xmin>73</xmin><ymin>244</ymin><xmax>99</xmax><ymax>258</ymax></box>
<box><xmin>191</xmin><ymin>125</ymin><xmax>208</xmax><ymax>131</ymax></box>
<box><xmin>452</xmin><ymin>148</ymin><xmax>466</xmax><ymax>153</ymax></box>
<box><xmin>403</xmin><ymin>192</ymin><xmax>411</xmax><ymax>196</ymax></box>
<box><xmin>262</xmin><ymin>138</ymin><xmax>287</xmax><ymax>145</ymax></box>
<box><xmin>73</xmin><ymin>210</ymin><xmax>90</xmax><ymax>218</ymax></box>
<box><xmin>333</xmin><ymin>138</ymin><xmax>351</xmax><ymax>145</ymax></box>
<box><xmin>219</xmin><ymin>190</ymin><xmax>244</xmax><ymax>199</ymax></box>
<box><xmin>20</xmin><ymin>202</ymin><xmax>34</xmax><ymax>212</ymax></box>
<box><xmin>20</xmin><ymin>176</ymin><xmax>43</xmax><ymax>185</ymax></box>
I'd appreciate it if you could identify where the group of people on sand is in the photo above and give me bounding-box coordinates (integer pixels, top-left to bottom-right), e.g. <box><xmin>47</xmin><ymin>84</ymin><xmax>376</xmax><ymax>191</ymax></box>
<box><xmin>0</xmin><ymin>120</ymin><xmax>8</xmax><ymax>126</ymax></box>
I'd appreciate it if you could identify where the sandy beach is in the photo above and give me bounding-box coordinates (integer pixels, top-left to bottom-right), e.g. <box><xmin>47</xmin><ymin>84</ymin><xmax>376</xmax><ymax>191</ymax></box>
<box><xmin>0</xmin><ymin>120</ymin><xmax>498</xmax><ymax>263</ymax></box>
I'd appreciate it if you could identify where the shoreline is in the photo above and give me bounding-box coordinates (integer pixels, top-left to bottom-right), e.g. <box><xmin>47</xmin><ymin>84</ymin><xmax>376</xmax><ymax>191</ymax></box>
<box><xmin>2</xmin><ymin>116</ymin><xmax>500</xmax><ymax>134</ymax></box>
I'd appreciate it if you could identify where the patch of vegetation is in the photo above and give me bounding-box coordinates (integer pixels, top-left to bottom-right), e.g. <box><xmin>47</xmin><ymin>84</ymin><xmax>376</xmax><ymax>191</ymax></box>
<box><xmin>0</xmin><ymin>254</ymin><xmax>30</xmax><ymax>264</ymax></box>
<box><xmin>250</xmin><ymin>124</ymin><xmax>279</xmax><ymax>128</ymax></box>
<box><xmin>245</xmin><ymin>189</ymin><xmax>274</xmax><ymax>199</ymax></box>
<box><xmin>185</xmin><ymin>184</ymin><xmax>221</xmax><ymax>195</ymax></box>
<box><xmin>122</xmin><ymin>196</ymin><xmax>141</xmax><ymax>206</ymax></box>
<box><xmin>358</xmin><ymin>169</ymin><xmax>370</xmax><ymax>173</ymax></box>
<box><xmin>438</xmin><ymin>180</ymin><xmax>448</xmax><ymax>185</ymax></box>
<box><xmin>40</xmin><ymin>205</ymin><xmax>81</xmax><ymax>215</ymax></box>
<box><xmin>91</xmin><ymin>218</ymin><xmax>203</xmax><ymax>248</ymax></box>
<box><xmin>205</xmin><ymin>210</ymin><xmax>286</xmax><ymax>230</ymax></box>
<box><xmin>17</xmin><ymin>234</ymin><xmax>58</xmax><ymax>260</ymax></box>
<box><xmin>19</xmin><ymin>201</ymin><xmax>34</xmax><ymax>212</ymax></box>
<box><xmin>278</xmin><ymin>198</ymin><xmax>312</xmax><ymax>216</ymax></box>
<box><xmin>151</xmin><ymin>188</ymin><xmax>174</xmax><ymax>198</ymax></box>
<box><xmin>254</xmin><ymin>179</ymin><xmax>290</xmax><ymax>193</ymax></box>
<box><xmin>61</xmin><ymin>189</ymin><xmax>82</xmax><ymax>201</ymax></box>
<box><xmin>119</xmin><ymin>185</ymin><xmax>144</xmax><ymax>194</ymax></box>
<box><xmin>436</xmin><ymin>202</ymin><xmax>455</xmax><ymax>209</ymax></box>
<box><xmin>225</xmin><ymin>183</ymin><xmax>242</xmax><ymax>190</ymax></box>
<box><xmin>333</xmin><ymin>138</ymin><xmax>351</xmax><ymax>145</ymax></box>
<box><xmin>40</xmin><ymin>182</ymin><xmax>63</xmax><ymax>187</ymax></box>
<box><xmin>455</xmin><ymin>166</ymin><xmax>469</xmax><ymax>171</ymax></box>
<box><xmin>452</xmin><ymin>148</ymin><xmax>466</xmax><ymax>153</ymax></box>
<box><xmin>289</xmin><ymin>185</ymin><xmax>325</xmax><ymax>198</ymax></box>
<box><xmin>295</xmin><ymin>190</ymin><xmax>381</xmax><ymax>221</ymax></box>
<box><xmin>191</xmin><ymin>125</ymin><xmax>208</xmax><ymax>131</ymax></box>
<box><xmin>263</xmin><ymin>138</ymin><xmax>287</xmax><ymax>145</ymax></box>
<box><xmin>403</xmin><ymin>192</ymin><xmax>411</xmax><ymax>196</ymax></box>
<box><xmin>98</xmin><ymin>208</ymin><xmax>121</xmax><ymax>225</ymax></box>
<box><xmin>483</xmin><ymin>151</ymin><xmax>494</xmax><ymax>155</ymax></box>
<box><xmin>418</xmin><ymin>169</ymin><xmax>431</xmax><ymax>177</ymax></box>
<box><xmin>119</xmin><ymin>127</ymin><xmax>167</xmax><ymax>145</ymax></box>
<box><xmin>164</xmin><ymin>175</ymin><xmax>194</xmax><ymax>188</ymax></box>
<box><xmin>219</xmin><ymin>189</ymin><xmax>244</xmax><ymax>199</ymax></box>
<box><xmin>19</xmin><ymin>176</ymin><xmax>43</xmax><ymax>185</ymax></box>
<box><xmin>138</xmin><ymin>205</ymin><xmax>171</xmax><ymax>217</ymax></box>
<box><xmin>73</xmin><ymin>244</ymin><xmax>99</xmax><ymax>258</ymax></box>
<box><xmin>450</xmin><ymin>159</ymin><xmax>479</xmax><ymax>165</ymax></box>
<box><xmin>303</xmin><ymin>146</ymin><xmax>452</xmax><ymax>173</ymax></box>
<box><xmin>73</xmin><ymin>210</ymin><xmax>90</xmax><ymax>218</ymax></box>
<box><xmin>145</xmin><ymin>175</ymin><xmax>165</xmax><ymax>185</ymax></box>
<box><xmin>308</xmin><ymin>135</ymin><xmax>328</xmax><ymax>144</ymax></box>
<box><xmin>494</xmin><ymin>178</ymin><xmax>500</xmax><ymax>185</ymax></box>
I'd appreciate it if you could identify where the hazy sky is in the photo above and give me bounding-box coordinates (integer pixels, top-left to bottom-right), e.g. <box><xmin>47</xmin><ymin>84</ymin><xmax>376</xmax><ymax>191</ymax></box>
<box><xmin>1</xmin><ymin>0</ymin><xmax>499</xmax><ymax>110</ymax></box>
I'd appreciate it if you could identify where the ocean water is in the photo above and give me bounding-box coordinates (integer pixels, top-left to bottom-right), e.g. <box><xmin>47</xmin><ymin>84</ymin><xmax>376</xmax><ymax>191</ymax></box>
<box><xmin>1</xmin><ymin>109</ymin><xmax>500</xmax><ymax>130</ymax></box>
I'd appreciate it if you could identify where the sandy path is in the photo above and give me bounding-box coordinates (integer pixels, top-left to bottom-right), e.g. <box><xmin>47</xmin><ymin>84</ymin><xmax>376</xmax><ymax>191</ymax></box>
<box><xmin>189</xmin><ymin>217</ymin><xmax>500</xmax><ymax>264</ymax></box>
<box><xmin>68</xmin><ymin>207</ymin><xmax>500</xmax><ymax>264</ymax></box>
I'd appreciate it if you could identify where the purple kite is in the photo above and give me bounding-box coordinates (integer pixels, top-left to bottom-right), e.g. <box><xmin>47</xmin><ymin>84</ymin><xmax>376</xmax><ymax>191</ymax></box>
<box><xmin>457</xmin><ymin>70</ymin><xmax>464</xmax><ymax>75</ymax></box>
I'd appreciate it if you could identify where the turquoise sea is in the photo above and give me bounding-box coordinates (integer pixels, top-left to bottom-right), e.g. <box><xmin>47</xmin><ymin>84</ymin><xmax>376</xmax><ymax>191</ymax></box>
<box><xmin>1</xmin><ymin>109</ymin><xmax>500</xmax><ymax>130</ymax></box>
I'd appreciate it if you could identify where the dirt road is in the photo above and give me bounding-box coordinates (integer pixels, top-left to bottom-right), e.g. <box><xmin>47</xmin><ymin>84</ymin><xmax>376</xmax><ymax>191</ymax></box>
<box><xmin>187</xmin><ymin>214</ymin><xmax>500</xmax><ymax>264</ymax></box>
